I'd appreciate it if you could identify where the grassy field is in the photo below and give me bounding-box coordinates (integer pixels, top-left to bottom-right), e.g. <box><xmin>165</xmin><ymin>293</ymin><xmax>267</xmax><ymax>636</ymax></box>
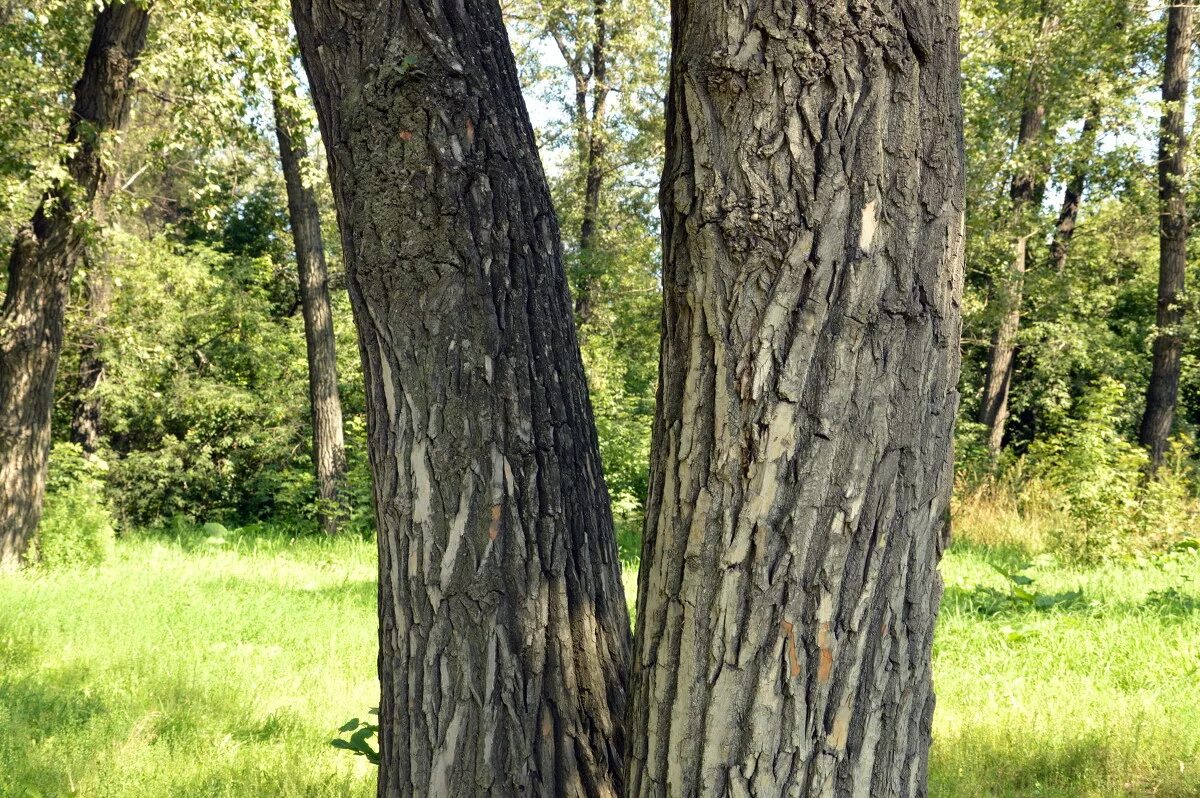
<box><xmin>1</xmin><ymin>524</ymin><xmax>1197</xmax><ymax>797</ymax></box>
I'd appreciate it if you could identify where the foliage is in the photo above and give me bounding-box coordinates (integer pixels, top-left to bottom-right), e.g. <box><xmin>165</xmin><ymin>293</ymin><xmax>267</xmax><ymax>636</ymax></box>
<box><xmin>36</xmin><ymin>443</ymin><xmax>115</xmax><ymax>568</ymax></box>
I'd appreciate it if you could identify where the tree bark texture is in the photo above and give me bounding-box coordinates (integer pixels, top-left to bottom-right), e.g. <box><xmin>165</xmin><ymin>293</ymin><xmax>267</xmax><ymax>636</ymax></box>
<box><xmin>625</xmin><ymin>1</ymin><xmax>964</xmax><ymax>796</ymax></box>
<box><xmin>976</xmin><ymin>13</ymin><xmax>1055</xmax><ymax>457</ymax></box>
<box><xmin>272</xmin><ymin>90</ymin><xmax>348</xmax><ymax>535</ymax></box>
<box><xmin>290</xmin><ymin>1</ymin><xmax>631</xmax><ymax>795</ymax></box>
<box><xmin>70</xmin><ymin>255</ymin><xmax>111</xmax><ymax>454</ymax></box>
<box><xmin>1140</xmin><ymin>3</ymin><xmax>1193</xmax><ymax>469</ymax></box>
<box><xmin>0</xmin><ymin>2</ymin><xmax>149</xmax><ymax>569</ymax></box>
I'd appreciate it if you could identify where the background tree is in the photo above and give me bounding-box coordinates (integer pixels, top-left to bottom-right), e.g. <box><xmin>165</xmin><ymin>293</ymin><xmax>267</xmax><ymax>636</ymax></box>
<box><xmin>0</xmin><ymin>1</ymin><xmax>150</xmax><ymax>568</ymax></box>
<box><xmin>269</xmin><ymin>52</ymin><xmax>347</xmax><ymax>535</ymax></box>
<box><xmin>625</xmin><ymin>0</ymin><xmax>964</xmax><ymax>795</ymax></box>
<box><xmin>507</xmin><ymin>0</ymin><xmax>667</xmax><ymax>519</ymax></box>
<box><xmin>291</xmin><ymin>0</ymin><xmax>632</xmax><ymax>793</ymax></box>
<box><xmin>1140</xmin><ymin>1</ymin><xmax>1193</xmax><ymax>468</ymax></box>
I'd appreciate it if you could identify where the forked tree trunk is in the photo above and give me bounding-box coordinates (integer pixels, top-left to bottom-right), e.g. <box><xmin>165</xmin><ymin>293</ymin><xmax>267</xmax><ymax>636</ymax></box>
<box><xmin>291</xmin><ymin>1</ymin><xmax>631</xmax><ymax>794</ymax></box>
<box><xmin>625</xmin><ymin>1</ymin><xmax>964</xmax><ymax>796</ymax></box>
<box><xmin>271</xmin><ymin>89</ymin><xmax>347</xmax><ymax>535</ymax></box>
<box><xmin>977</xmin><ymin>13</ymin><xmax>1056</xmax><ymax>457</ymax></box>
<box><xmin>0</xmin><ymin>2</ymin><xmax>150</xmax><ymax>569</ymax></box>
<box><xmin>1140</xmin><ymin>3</ymin><xmax>1193</xmax><ymax>470</ymax></box>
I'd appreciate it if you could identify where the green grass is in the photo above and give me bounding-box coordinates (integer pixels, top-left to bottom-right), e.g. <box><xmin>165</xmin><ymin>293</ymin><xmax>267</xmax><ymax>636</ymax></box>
<box><xmin>1</xmin><ymin>526</ymin><xmax>1197</xmax><ymax>797</ymax></box>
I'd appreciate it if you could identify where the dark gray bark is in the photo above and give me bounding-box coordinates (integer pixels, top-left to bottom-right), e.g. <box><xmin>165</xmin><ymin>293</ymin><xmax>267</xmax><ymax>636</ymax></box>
<box><xmin>977</xmin><ymin>13</ymin><xmax>1055</xmax><ymax>457</ymax></box>
<box><xmin>271</xmin><ymin>89</ymin><xmax>347</xmax><ymax>535</ymax></box>
<box><xmin>1050</xmin><ymin>109</ymin><xmax>1099</xmax><ymax>274</ymax></box>
<box><xmin>625</xmin><ymin>0</ymin><xmax>964</xmax><ymax>796</ymax></box>
<box><xmin>290</xmin><ymin>0</ymin><xmax>631</xmax><ymax>795</ymax></box>
<box><xmin>0</xmin><ymin>2</ymin><xmax>149</xmax><ymax>570</ymax></box>
<box><xmin>1140</xmin><ymin>3</ymin><xmax>1193</xmax><ymax>470</ymax></box>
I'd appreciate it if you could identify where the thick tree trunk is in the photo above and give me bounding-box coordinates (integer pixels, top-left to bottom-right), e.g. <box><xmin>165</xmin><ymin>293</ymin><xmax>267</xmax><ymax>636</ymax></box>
<box><xmin>1140</xmin><ymin>4</ymin><xmax>1193</xmax><ymax>470</ymax></box>
<box><xmin>291</xmin><ymin>1</ymin><xmax>631</xmax><ymax>795</ymax></box>
<box><xmin>624</xmin><ymin>1</ymin><xmax>964</xmax><ymax>796</ymax></box>
<box><xmin>271</xmin><ymin>90</ymin><xmax>347</xmax><ymax>535</ymax></box>
<box><xmin>1050</xmin><ymin>109</ymin><xmax>1099</xmax><ymax>274</ymax></box>
<box><xmin>575</xmin><ymin>0</ymin><xmax>609</xmax><ymax>325</ymax></box>
<box><xmin>70</xmin><ymin>256</ymin><xmax>112</xmax><ymax>454</ymax></box>
<box><xmin>977</xmin><ymin>13</ymin><xmax>1055</xmax><ymax>457</ymax></box>
<box><xmin>0</xmin><ymin>2</ymin><xmax>149</xmax><ymax>570</ymax></box>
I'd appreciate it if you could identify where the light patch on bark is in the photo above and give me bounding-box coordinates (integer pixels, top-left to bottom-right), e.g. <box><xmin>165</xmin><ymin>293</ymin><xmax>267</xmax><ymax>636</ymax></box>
<box><xmin>410</xmin><ymin>437</ymin><xmax>432</xmax><ymax>524</ymax></box>
<box><xmin>859</xmin><ymin>198</ymin><xmax>878</xmax><ymax>253</ymax></box>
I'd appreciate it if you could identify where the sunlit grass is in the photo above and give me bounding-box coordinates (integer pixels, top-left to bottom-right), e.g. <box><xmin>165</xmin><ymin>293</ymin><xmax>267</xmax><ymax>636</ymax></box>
<box><xmin>0</xmin><ymin>529</ymin><xmax>378</xmax><ymax>797</ymax></box>
<box><xmin>0</xmin><ymin>518</ymin><xmax>1197</xmax><ymax>796</ymax></box>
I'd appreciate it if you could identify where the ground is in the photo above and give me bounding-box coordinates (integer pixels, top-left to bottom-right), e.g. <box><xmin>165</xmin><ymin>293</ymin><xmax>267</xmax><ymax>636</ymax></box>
<box><xmin>0</xmin><ymin>526</ymin><xmax>1197</xmax><ymax>797</ymax></box>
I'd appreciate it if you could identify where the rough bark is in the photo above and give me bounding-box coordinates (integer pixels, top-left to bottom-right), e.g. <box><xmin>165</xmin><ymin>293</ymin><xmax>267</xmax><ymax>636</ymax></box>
<box><xmin>1050</xmin><ymin>108</ymin><xmax>1098</xmax><ymax>274</ymax></box>
<box><xmin>70</xmin><ymin>255</ymin><xmax>111</xmax><ymax>454</ymax></box>
<box><xmin>290</xmin><ymin>1</ymin><xmax>631</xmax><ymax>795</ymax></box>
<box><xmin>1140</xmin><ymin>3</ymin><xmax>1193</xmax><ymax>470</ymax></box>
<box><xmin>977</xmin><ymin>13</ymin><xmax>1055</xmax><ymax>457</ymax></box>
<box><xmin>575</xmin><ymin>0</ymin><xmax>609</xmax><ymax>325</ymax></box>
<box><xmin>271</xmin><ymin>89</ymin><xmax>348</xmax><ymax>535</ymax></box>
<box><xmin>0</xmin><ymin>2</ymin><xmax>149</xmax><ymax>570</ymax></box>
<box><xmin>624</xmin><ymin>0</ymin><xmax>964</xmax><ymax>796</ymax></box>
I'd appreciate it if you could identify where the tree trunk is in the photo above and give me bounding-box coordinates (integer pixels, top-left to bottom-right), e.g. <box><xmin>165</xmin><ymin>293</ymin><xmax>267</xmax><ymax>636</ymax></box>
<box><xmin>575</xmin><ymin>0</ymin><xmax>609</xmax><ymax>325</ymax></box>
<box><xmin>624</xmin><ymin>1</ymin><xmax>964</xmax><ymax>795</ymax></box>
<box><xmin>1050</xmin><ymin>109</ymin><xmax>1099</xmax><ymax>274</ymax></box>
<box><xmin>271</xmin><ymin>89</ymin><xmax>347</xmax><ymax>535</ymax></box>
<box><xmin>1140</xmin><ymin>3</ymin><xmax>1193</xmax><ymax>470</ymax></box>
<box><xmin>0</xmin><ymin>2</ymin><xmax>149</xmax><ymax>570</ymax></box>
<box><xmin>977</xmin><ymin>13</ymin><xmax>1055</xmax><ymax>457</ymax></box>
<box><xmin>290</xmin><ymin>1</ymin><xmax>631</xmax><ymax>795</ymax></box>
<box><xmin>70</xmin><ymin>255</ymin><xmax>112</xmax><ymax>454</ymax></box>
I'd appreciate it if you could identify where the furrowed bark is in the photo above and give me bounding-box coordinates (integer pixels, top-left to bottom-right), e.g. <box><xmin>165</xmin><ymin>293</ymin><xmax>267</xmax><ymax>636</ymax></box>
<box><xmin>977</xmin><ymin>13</ymin><xmax>1055</xmax><ymax>457</ymax></box>
<box><xmin>625</xmin><ymin>0</ymin><xmax>964</xmax><ymax>796</ymax></box>
<box><xmin>0</xmin><ymin>2</ymin><xmax>150</xmax><ymax>569</ymax></box>
<box><xmin>271</xmin><ymin>89</ymin><xmax>347</xmax><ymax>535</ymax></box>
<box><xmin>1140</xmin><ymin>3</ymin><xmax>1193</xmax><ymax>470</ymax></box>
<box><xmin>290</xmin><ymin>1</ymin><xmax>631</xmax><ymax>794</ymax></box>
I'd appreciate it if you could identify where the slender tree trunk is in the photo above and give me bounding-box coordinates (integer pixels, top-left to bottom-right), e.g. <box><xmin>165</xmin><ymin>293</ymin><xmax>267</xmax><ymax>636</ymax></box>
<box><xmin>70</xmin><ymin>255</ymin><xmax>111</xmax><ymax>454</ymax></box>
<box><xmin>1140</xmin><ymin>3</ymin><xmax>1193</xmax><ymax>470</ymax></box>
<box><xmin>0</xmin><ymin>2</ymin><xmax>149</xmax><ymax>570</ymax></box>
<box><xmin>271</xmin><ymin>89</ymin><xmax>347</xmax><ymax>535</ymax></box>
<box><xmin>624</xmin><ymin>0</ymin><xmax>964</xmax><ymax>795</ymax></box>
<box><xmin>1050</xmin><ymin>109</ymin><xmax>1099</xmax><ymax>274</ymax></box>
<box><xmin>575</xmin><ymin>0</ymin><xmax>608</xmax><ymax>325</ymax></box>
<box><xmin>291</xmin><ymin>1</ymin><xmax>631</xmax><ymax>795</ymax></box>
<box><xmin>977</xmin><ymin>13</ymin><xmax>1055</xmax><ymax>457</ymax></box>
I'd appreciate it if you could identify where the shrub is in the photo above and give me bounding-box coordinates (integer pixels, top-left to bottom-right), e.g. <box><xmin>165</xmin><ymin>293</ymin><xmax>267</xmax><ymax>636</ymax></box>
<box><xmin>37</xmin><ymin>443</ymin><xmax>116</xmax><ymax>567</ymax></box>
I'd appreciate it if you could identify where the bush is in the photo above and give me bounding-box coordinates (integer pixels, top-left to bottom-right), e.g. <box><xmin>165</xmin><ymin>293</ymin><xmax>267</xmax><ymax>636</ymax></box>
<box><xmin>37</xmin><ymin>443</ymin><xmax>116</xmax><ymax>567</ymax></box>
<box><xmin>957</xmin><ymin>379</ymin><xmax>1200</xmax><ymax>562</ymax></box>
